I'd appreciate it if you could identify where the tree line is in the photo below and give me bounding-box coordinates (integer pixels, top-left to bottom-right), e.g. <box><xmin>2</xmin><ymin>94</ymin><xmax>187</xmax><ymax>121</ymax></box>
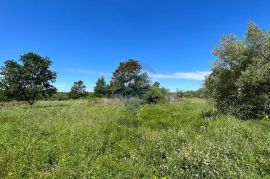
<box><xmin>1</xmin><ymin>22</ymin><xmax>269</xmax><ymax>119</ymax></box>
<box><xmin>68</xmin><ymin>59</ymin><xmax>168</xmax><ymax>104</ymax></box>
<box><xmin>0</xmin><ymin>57</ymin><xmax>168</xmax><ymax>105</ymax></box>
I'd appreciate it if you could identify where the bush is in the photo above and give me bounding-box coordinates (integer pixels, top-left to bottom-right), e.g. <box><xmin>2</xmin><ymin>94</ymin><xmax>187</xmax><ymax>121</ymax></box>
<box><xmin>144</xmin><ymin>86</ymin><xmax>167</xmax><ymax>104</ymax></box>
<box><xmin>125</xmin><ymin>97</ymin><xmax>144</xmax><ymax>113</ymax></box>
<box><xmin>205</xmin><ymin>23</ymin><xmax>270</xmax><ymax>119</ymax></box>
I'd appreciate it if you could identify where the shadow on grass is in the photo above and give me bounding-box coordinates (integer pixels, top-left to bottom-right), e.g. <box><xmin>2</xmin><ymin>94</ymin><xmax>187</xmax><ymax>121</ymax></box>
<box><xmin>24</xmin><ymin>104</ymin><xmax>70</xmax><ymax>109</ymax></box>
<box><xmin>201</xmin><ymin>109</ymin><xmax>221</xmax><ymax>120</ymax></box>
<box><xmin>116</xmin><ymin>117</ymin><xmax>142</xmax><ymax>128</ymax></box>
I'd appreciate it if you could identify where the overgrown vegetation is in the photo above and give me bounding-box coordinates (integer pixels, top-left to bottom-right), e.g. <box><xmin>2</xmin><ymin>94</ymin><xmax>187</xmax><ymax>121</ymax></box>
<box><xmin>1</xmin><ymin>22</ymin><xmax>270</xmax><ymax>178</ymax></box>
<box><xmin>205</xmin><ymin>23</ymin><xmax>270</xmax><ymax>119</ymax></box>
<box><xmin>143</xmin><ymin>82</ymin><xmax>167</xmax><ymax>104</ymax></box>
<box><xmin>0</xmin><ymin>99</ymin><xmax>269</xmax><ymax>178</ymax></box>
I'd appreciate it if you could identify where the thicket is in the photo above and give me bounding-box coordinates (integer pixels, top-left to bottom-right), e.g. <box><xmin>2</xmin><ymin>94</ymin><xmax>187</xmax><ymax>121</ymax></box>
<box><xmin>205</xmin><ymin>23</ymin><xmax>270</xmax><ymax>119</ymax></box>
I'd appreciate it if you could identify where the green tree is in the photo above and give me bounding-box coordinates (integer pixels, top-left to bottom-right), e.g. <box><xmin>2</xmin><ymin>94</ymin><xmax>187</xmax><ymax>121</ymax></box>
<box><xmin>94</xmin><ymin>76</ymin><xmax>108</xmax><ymax>97</ymax></box>
<box><xmin>205</xmin><ymin>22</ymin><xmax>270</xmax><ymax>119</ymax></box>
<box><xmin>69</xmin><ymin>80</ymin><xmax>87</xmax><ymax>99</ymax></box>
<box><xmin>110</xmin><ymin>59</ymin><xmax>150</xmax><ymax>98</ymax></box>
<box><xmin>0</xmin><ymin>52</ymin><xmax>57</xmax><ymax>105</ymax></box>
<box><xmin>152</xmin><ymin>82</ymin><xmax>160</xmax><ymax>88</ymax></box>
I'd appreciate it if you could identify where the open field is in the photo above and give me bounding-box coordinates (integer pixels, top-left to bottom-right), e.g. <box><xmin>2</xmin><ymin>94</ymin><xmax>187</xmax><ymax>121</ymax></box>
<box><xmin>0</xmin><ymin>98</ymin><xmax>270</xmax><ymax>178</ymax></box>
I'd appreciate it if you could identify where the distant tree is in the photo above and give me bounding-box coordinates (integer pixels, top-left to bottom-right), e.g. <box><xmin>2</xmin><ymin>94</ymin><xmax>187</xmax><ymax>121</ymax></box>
<box><xmin>176</xmin><ymin>89</ymin><xmax>184</xmax><ymax>99</ymax></box>
<box><xmin>110</xmin><ymin>59</ymin><xmax>150</xmax><ymax>98</ymax></box>
<box><xmin>0</xmin><ymin>52</ymin><xmax>57</xmax><ymax>105</ymax></box>
<box><xmin>205</xmin><ymin>22</ymin><xmax>270</xmax><ymax>119</ymax></box>
<box><xmin>94</xmin><ymin>76</ymin><xmax>108</xmax><ymax>97</ymax></box>
<box><xmin>69</xmin><ymin>80</ymin><xmax>87</xmax><ymax>99</ymax></box>
<box><xmin>152</xmin><ymin>82</ymin><xmax>160</xmax><ymax>88</ymax></box>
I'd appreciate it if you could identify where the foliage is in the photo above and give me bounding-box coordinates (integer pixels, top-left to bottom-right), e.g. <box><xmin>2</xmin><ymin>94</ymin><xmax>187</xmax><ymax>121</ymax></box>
<box><xmin>69</xmin><ymin>80</ymin><xmax>87</xmax><ymax>99</ymax></box>
<box><xmin>49</xmin><ymin>92</ymin><xmax>70</xmax><ymax>101</ymax></box>
<box><xmin>0</xmin><ymin>90</ymin><xmax>8</xmax><ymax>102</ymax></box>
<box><xmin>86</xmin><ymin>92</ymin><xmax>96</xmax><ymax>99</ymax></box>
<box><xmin>0</xmin><ymin>99</ymin><xmax>270</xmax><ymax>178</ymax></box>
<box><xmin>205</xmin><ymin>23</ymin><xmax>270</xmax><ymax>119</ymax></box>
<box><xmin>110</xmin><ymin>59</ymin><xmax>150</xmax><ymax>98</ymax></box>
<box><xmin>144</xmin><ymin>83</ymin><xmax>167</xmax><ymax>104</ymax></box>
<box><xmin>176</xmin><ymin>90</ymin><xmax>205</xmax><ymax>99</ymax></box>
<box><xmin>125</xmin><ymin>97</ymin><xmax>144</xmax><ymax>113</ymax></box>
<box><xmin>0</xmin><ymin>52</ymin><xmax>57</xmax><ymax>105</ymax></box>
<box><xmin>94</xmin><ymin>76</ymin><xmax>109</xmax><ymax>97</ymax></box>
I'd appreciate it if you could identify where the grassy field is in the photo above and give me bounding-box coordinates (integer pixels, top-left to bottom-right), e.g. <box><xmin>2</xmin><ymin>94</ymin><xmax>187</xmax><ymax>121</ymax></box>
<box><xmin>0</xmin><ymin>98</ymin><xmax>270</xmax><ymax>178</ymax></box>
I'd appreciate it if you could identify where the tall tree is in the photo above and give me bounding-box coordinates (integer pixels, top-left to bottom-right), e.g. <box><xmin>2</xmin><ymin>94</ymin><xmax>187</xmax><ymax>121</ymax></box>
<box><xmin>69</xmin><ymin>80</ymin><xmax>87</xmax><ymax>99</ymax></box>
<box><xmin>0</xmin><ymin>52</ymin><xmax>57</xmax><ymax>105</ymax></box>
<box><xmin>94</xmin><ymin>76</ymin><xmax>108</xmax><ymax>97</ymax></box>
<box><xmin>205</xmin><ymin>22</ymin><xmax>270</xmax><ymax>119</ymax></box>
<box><xmin>110</xmin><ymin>59</ymin><xmax>150</xmax><ymax>98</ymax></box>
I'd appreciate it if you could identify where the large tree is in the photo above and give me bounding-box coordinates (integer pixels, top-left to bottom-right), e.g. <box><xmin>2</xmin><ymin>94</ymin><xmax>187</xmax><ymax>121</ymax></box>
<box><xmin>94</xmin><ymin>76</ymin><xmax>109</xmax><ymax>97</ymax></box>
<box><xmin>205</xmin><ymin>23</ymin><xmax>270</xmax><ymax>119</ymax></box>
<box><xmin>69</xmin><ymin>80</ymin><xmax>87</xmax><ymax>99</ymax></box>
<box><xmin>0</xmin><ymin>52</ymin><xmax>57</xmax><ymax>105</ymax></box>
<box><xmin>110</xmin><ymin>59</ymin><xmax>150</xmax><ymax>98</ymax></box>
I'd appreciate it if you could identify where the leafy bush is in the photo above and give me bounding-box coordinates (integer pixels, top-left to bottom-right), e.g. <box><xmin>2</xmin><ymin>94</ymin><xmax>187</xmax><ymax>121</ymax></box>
<box><xmin>125</xmin><ymin>97</ymin><xmax>144</xmax><ymax>113</ymax></box>
<box><xmin>205</xmin><ymin>23</ymin><xmax>270</xmax><ymax>119</ymax></box>
<box><xmin>143</xmin><ymin>85</ymin><xmax>167</xmax><ymax>104</ymax></box>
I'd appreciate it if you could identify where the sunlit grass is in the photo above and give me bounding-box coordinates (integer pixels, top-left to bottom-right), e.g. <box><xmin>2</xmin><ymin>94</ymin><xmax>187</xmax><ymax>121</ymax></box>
<box><xmin>0</xmin><ymin>98</ymin><xmax>269</xmax><ymax>178</ymax></box>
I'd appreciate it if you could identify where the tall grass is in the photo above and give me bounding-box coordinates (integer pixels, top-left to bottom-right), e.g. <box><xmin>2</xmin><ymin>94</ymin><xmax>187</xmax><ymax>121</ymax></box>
<box><xmin>0</xmin><ymin>98</ymin><xmax>269</xmax><ymax>178</ymax></box>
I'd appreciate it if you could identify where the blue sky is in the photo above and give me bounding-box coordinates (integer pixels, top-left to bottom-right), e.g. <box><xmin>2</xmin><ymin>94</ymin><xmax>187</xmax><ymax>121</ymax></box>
<box><xmin>1</xmin><ymin>0</ymin><xmax>270</xmax><ymax>92</ymax></box>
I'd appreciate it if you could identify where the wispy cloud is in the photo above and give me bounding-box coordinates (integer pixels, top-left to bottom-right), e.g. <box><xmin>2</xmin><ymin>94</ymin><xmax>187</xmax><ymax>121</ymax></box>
<box><xmin>148</xmin><ymin>71</ymin><xmax>211</xmax><ymax>81</ymax></box>
<box><xmin>66</xmin><ymin>68</ymin><xmax>111</xmax><ymax>76</ymax></box>
<box><xmin>66</xmin><ymin>68</ymin><xmax>211</xmax><ymax>81</ymax></box>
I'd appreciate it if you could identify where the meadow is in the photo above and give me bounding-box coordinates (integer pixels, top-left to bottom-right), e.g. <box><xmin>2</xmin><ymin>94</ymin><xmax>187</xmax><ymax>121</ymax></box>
<box><xmin>0</xmin><ymin>98</ymin><xmax>270</xmax><ymax>178</ymax></box>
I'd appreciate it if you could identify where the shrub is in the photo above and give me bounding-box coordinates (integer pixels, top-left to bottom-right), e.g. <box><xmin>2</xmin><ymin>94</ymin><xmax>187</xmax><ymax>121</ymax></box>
<box><xmin>205</xmin><ymin>23</ymin><xmax>270</xmax><ymax>119</ymax></box>
<box><xmin>144</xmin><ymin>86</ymin><xmax>167</xmax><ymax>104</ymax></box>
<box><xmin>125</xmin><ymin>97</ymin><xmax>144</xmax><ymax>113</ymax></box>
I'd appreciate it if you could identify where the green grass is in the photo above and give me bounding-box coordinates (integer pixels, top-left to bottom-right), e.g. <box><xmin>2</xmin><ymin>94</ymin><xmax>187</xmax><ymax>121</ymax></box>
<box><xmin>0</xmin><ymin>98</ymin><xmax>270</xmax><ymax>178</ymax></box>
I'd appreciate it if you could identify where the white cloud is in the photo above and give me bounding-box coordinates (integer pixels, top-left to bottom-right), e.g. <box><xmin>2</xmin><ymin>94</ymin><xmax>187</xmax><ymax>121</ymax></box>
<box><xmin>66</xmin><ymin>68</ymin><xmax>211</xmax><ymax>81</ymax></box>
<box><xmin>148</xmin><ymin>71</ymin><xmax>211</xmax><ymax>81</ymax></box>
